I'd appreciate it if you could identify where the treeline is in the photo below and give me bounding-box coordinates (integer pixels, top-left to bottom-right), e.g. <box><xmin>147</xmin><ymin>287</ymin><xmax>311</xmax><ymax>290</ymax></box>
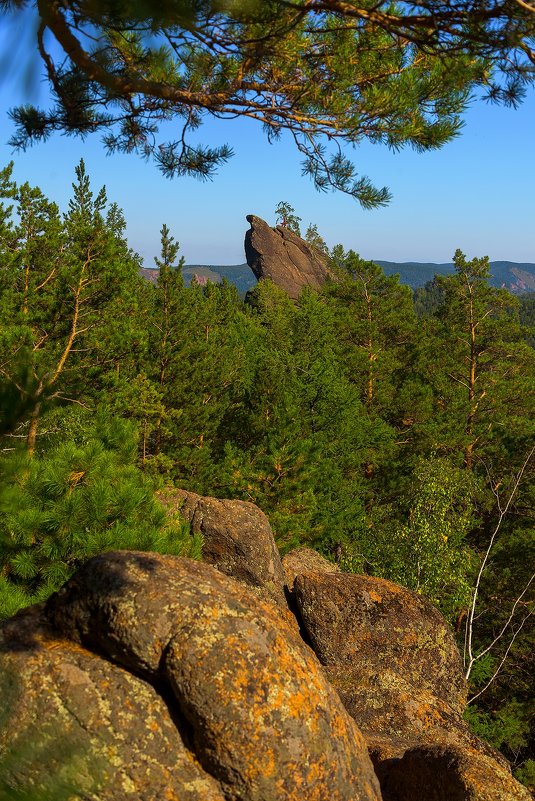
<box><xmin>0</xmin><ymin>163</ymin><xmax>533</xmax><ymax>785</ymax></box>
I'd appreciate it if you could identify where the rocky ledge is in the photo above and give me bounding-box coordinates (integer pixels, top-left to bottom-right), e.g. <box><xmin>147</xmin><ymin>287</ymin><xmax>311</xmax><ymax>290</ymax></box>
<box><xmin>0</xmin><ymin>489</ymin><xmax>530</xmax><ymax>801</ymax></box>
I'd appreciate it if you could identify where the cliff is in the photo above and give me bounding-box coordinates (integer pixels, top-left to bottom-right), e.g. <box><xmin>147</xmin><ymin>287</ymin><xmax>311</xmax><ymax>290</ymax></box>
<box><xmin>244</xmin><ymin>214</ymin><xmax>336</xmax><ymax>300</ymax></box>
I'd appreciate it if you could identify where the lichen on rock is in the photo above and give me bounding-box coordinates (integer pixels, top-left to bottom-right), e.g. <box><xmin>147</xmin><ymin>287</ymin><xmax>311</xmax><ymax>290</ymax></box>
<box><xmin>1</xmin><ymin>550</ymin><xmax>381</xmax><ymax>801</ymax></box>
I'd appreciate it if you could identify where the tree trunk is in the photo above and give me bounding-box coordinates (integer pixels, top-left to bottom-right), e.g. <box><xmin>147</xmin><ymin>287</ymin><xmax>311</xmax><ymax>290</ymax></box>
<box><xmin>464</xmin><ymin>290</ymin><xmax>477</xmax><ymax>470</ymax></box>
<box><xmin>27</xmin><ymin>402</ymin><xmax>41</xmax><ymax>456</ymax></box>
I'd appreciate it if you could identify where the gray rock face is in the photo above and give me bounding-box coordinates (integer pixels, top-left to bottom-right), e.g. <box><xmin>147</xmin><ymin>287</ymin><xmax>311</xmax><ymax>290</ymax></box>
<box><xmin>158</xmin><ymin>488</ymin><xmax>288</xmax><ymax>609</ymax></box>
<box><xmin>1</xmin><ymin>551</ymin><xmax>382</xmax><ymax>801</ymax></box>
<box><xmin>244</xmin><ymin>214</ymin><xmax>335</xmax><ymax>299</ymax></box>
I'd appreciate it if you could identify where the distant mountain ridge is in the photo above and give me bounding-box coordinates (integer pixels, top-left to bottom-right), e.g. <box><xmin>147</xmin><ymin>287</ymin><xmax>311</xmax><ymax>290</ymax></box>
<box><xmin>139</xmin><ymin>264</ymin><xmax>257</xmax><ymax>296</ymax></box>
<box><xmin>375</xmin><ymin>260</ymin><xmax>535</xmax><ymax>293</ymax></box>
<box><xmin>184</xmin><ymin>264</ymin><xmax>257</xmax><ymax>295</ymax></box>
<box><xmin>140</xmin><ymin>260</ymin><xmax>535</xmax><ymax>295</ymax></box>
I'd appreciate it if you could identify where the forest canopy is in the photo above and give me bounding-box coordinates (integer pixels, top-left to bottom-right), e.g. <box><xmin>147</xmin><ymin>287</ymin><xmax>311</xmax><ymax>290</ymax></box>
<box><xmin>3</xmin><ymin>0</ymin><xmax>535</xmax><ymax>205</ymax></box>
<box><xmin>0</xmin><ymin>163</ymin><xmax>533</xmax><ymax>784</ymax></box>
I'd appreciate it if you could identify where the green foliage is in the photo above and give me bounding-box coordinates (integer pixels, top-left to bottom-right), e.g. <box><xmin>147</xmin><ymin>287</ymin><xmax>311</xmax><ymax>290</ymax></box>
<box><xmin>154</xmin><ymin>222</ymin><xmax>184</xmax><ymax>275</ymax></box>
<box><xmin>323</xmin><ymin>249</ymin><xmax>419</xmax><ymax>509</ymax></box>
<box><xmin>1</xmin><ymin>161</ymin><xmax>534</xmax><ymax>777</ymax></box>
<box><xmin>0</xmin><ymin>160</ymin><xmax>148</xmax><ymax>452</ymax></box>
<box><xmin>274</xmin><ymin>201</ymin><xmax>302</xmax><ymax>236</ymax></box>
<box><xmin>413</xmin><ymin>278</ymin><xmax>445</xmax><ymax>318</ymax></box>
<box><xmin>343</xmin><ymin>456</ymin><xmax>480</xmax><ymax>619</ymax></box>
<box><xmin>514</xmin><ymin>760</ymin><xmax>535</xmax><ymax>793</ymax></box>
<box><xmin>464</xmin><ymin>701</ymin><xmax>532</xmax><ymax>755</ymax></box>
<box><xmin>465</xmin><ymin>517</ymin><xmax>535</xmax><ymax>777</ymax></box>
<box><xmin>142</xmin><ymin>270</ymin><xmax>251</xmax><ymax>486</ymax></box>
<box><xmin>464</xmin><ymin>697</ymin><xmax>535</xmax><ymax>788</ymax></box>
<box><xmin>415</xmin><ymin>250</ymin><xmax>535</xmax><ymax>473</ymax></box>
<box><xmin>324</xmin><ymin>249</ymin><xmax>418</xmax><ymax>418</ymax></box>
<box><xmin>218</xmin><ymin>282</ymin><xmax>372</xmax><ymax>551</ymax></box>
<box><xmin>305</xmin><ymin>223</ymin><xmax>329</xmax><ymax>254</ymax></box>
<box><xmin>9</xmin><ymin>2</ymin><xmax>535</xmax><ymax>203</ymax></box>
<box><xmin>0</xmin><ymin>414</ymin><xmax>200</xmax><ymax>619</ymax></box>
<box><xmin>518</xmin><ymin>293</ymin><xmax>535</xmax><ymax>348</ymax></box>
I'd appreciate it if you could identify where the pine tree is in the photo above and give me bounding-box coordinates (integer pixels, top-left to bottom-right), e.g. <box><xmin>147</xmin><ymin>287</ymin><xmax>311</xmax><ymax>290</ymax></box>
<box><xmin>0</xmin><ymin>414</ymin><xmax>201</xmax><ymax>619</ymax></box>
<box><xmin>411</xmin><ymin>252</ymin><xmax>535</xmax><ymax>780</ymax></box>
<box><xmin>305</xmin><ymin>223</ymin><xmax>328</xmax><ymax>254</ymax></box>
<box><xmin>220</xmin><ymin>281</ymin><xmax>374</xmax><ymax>552</ymax></box>
<box><xmin>120</xmin><ymin>234</ymin><xmax>254</xmax><ymax>485</ymax></box>
<box><xmin>0</xmin><ymin>161</ymin><xmax>147</xmax><ymax>454</ymax></box>
<box><xmin>8</xmin><ymin>2</ymin><xmax>534</xmax><ymax>203</ymax></box>
<box><xmin>326</xmin><ymin>250</ymin><xmax>417</xmax><ymax>419</ymax></box>
<box><xmin>161</xmin><ymin>279</ymin><xmax>252</xmax><ymax>489</ymax></box>
<box><xmin>274</xmin><ymin>202</ymin><xmax>302</xmax><ymax>236</ymax></box>
<box><xmin>416</xmin><ymin>250</ymin><xmax>535</xmax><ymax>473</ymax></box>
<box><xmin>324</xmin><ymin>250</ymin><xmax>419</xmax><ymax>495</ymax></box>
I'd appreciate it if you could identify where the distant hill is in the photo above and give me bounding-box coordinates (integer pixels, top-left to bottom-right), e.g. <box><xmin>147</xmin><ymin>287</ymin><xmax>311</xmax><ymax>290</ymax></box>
<box><xmin>139</xmin><ymin>264</ymin><xmax>256</xmax><ymax>296</ymax></box>
<box><xmin>141</xmin><ymin>260</ymin><xmax>535</xmax><ymax>295</ymax></box>
<box><xmin>375</xmin><ymin>261</ymin><xmax>535</xmax><ymax>293</ymax></box>
<box><xmin>184</xmin><ymin>264</ymin><xmax>257</xmax><ymax>295</ymax></box>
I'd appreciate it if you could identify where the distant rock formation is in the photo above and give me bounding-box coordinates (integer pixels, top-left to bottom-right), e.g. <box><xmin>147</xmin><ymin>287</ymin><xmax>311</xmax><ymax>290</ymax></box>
<box><xmin>139</xmin><ymin>267</ymin><xmax>159</xmax><ymax>285</ymax></box>
<box><xmin>244</xmin><ymin>214</ymin><xmax>336</xmax><ymax>300</ymax></box>
<box><xmin>0</xmin><ymin>495</ymin><xmax>530</xmax><ymax>801</ymax></box>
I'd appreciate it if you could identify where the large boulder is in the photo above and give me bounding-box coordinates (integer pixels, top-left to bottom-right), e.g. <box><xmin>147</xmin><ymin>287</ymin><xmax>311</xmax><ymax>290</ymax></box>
<box><xmin>2</xmin><ymin>550</ymin><xmax>381</xmax><ymax>801</ymax></box>
<box><xmin>282</xmin><ymin>547</ymin><xmax>341</xmax><ymax>640</ymax></box>
<box><xmin>0</xmin><ymin>607</ymin><xmax>225</xmax><ymax>801</ymax></box>
<box><xmin>293</xmin><ymin>571</ymin><xmax>467</xmax><ymax>714</ymax></box>
<box><xmin>376</xmin><ymin>744</ymin><xmax>531</xmax><ymax>801</ymax></box>
<box><xmin>290</xmin><ymin>567</ymin><xmax>530</xmax><ymax>801</ymax></box>
<box><xmin>245</xmin><ymin>214</ymin><xmax>336</xmax><ymax>300</ymax></box>
<box><xmin>158</xmin><ymin>487</ymin><xmax>287</xmax><ymax>608</ymax></box>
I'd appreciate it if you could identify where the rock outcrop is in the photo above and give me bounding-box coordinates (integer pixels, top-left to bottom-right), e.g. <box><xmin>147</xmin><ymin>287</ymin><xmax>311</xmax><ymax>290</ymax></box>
<box><xmin>282</xmin><ymin>545</ymin><xmax>340</xmax><ymax>588</ymax></box>
<box><xmin>0</xmin><ymin>607</ymin><xmax>224</xmax><ymax>801</ymax></box>
<box><xmin>244</xmin><ymin>214</ymin><xmax>336</xmax><ymax>299</ymax></box>
<box><xmin>293</xmin><ymin>571</ymin><xmax>467</xmax><ymax>715</ymax></box>
<box><xmin>286</xmin><ymin>565</ymin><xmax>529</xmax><ymax>801</ymax></box>
<box><xmin>1</xmin><ymin>551</ymin><xmax>381</xmax><ymax>801</ymax></box>
<box><xmin>376</xmin><ymin>743</ymin><xmax>532</xmax><ymax>801</ymax></box>
<box><xmin>1</xmin><ymin>496</ymin><xmax>530</xmax><ymax>801</ymax></box>
<box><xmin>157</xmin><ymin>487</ymin><xmax>287</xmax><ymax>608</ymax></box>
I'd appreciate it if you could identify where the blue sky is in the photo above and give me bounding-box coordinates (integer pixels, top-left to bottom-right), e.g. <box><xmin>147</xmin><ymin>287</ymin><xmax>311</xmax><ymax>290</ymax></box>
<box><xmin>0</xmin><ymin>13</ymin><xmax>533</xmax><ymax>267</ymax></box>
